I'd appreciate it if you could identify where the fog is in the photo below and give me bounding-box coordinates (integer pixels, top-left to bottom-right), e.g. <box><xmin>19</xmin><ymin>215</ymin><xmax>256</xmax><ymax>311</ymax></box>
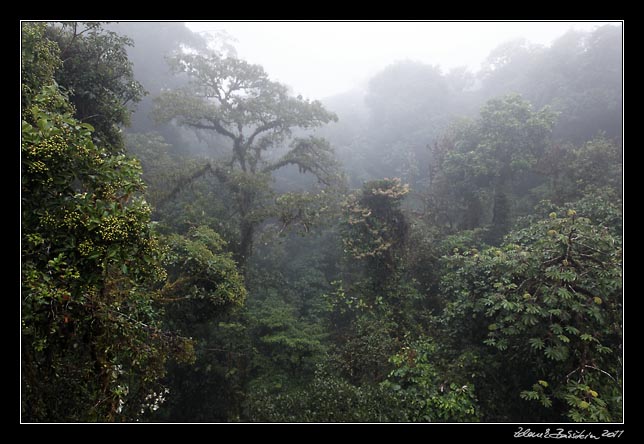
<box><xmin>22</xmin><ymin>21</ymin><xmax>623</xmax><ymax>424</ymax></box>
<box><xmin>186</xmin><ymin>21</ymin><xmax>615</xmax><ymax>99</ymax></box>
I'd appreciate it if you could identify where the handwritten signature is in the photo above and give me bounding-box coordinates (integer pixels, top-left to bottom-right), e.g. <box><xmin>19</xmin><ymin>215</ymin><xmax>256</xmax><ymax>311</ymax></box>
<box><xmin>514</xmin><ymin>427</ymin><xmax>624</xmax><ymax>439</ymax></box>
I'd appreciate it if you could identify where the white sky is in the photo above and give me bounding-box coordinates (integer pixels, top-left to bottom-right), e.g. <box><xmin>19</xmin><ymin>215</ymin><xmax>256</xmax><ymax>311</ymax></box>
<box><xmin>185</xmin><ymin>21</ymin><xmax>620</xmax><ymax>100</ymax></box>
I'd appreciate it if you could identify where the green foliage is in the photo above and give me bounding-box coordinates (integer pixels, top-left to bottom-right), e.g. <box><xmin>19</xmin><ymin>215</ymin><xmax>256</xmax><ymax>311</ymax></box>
<box><xmin>427</xmin><ymin>94</ymin><xmax>556</xmax><ymax>239</ymax></box>
<box><xmin>402</xmin><ymin>220</ymin><xmax>444</xmax><ymax>311</ymax></box>
<box><xmin>23</xmin><ymin>22</ymin><xmax>622</xmax><ymax>423</ymax></box>
<box><xmin>44</xmin><ymin>22</ymin><xmax>146</xmax><ymax>150</ymax></box>
<box><xmin>272</xmin><ymin>186</ymin><xmax>343</xmax><ymax>237</ymax></box>
<box><xmin>21</xmin><ymin>23</ymin><xmax>61</xmax><ymax>112</ymax></box>
<box><xmin>160</xmin><ymin>226</ymin><xmax>246</xmax><ymax>315</ymax></box>
<box><xmin>477</xmin><ymin>94</ymin><xmax>557</xmax><ymax>170</ymax></box>
<box><xmin>153</xmin><ymin>49</ymin><xmax>340</xmax><ymax>265</ymax></box>
<box><xmin>525</xmin><ymin>192</ymin><xmax>622</xmax><ymax>242</ymax></box>
<box><xmin>384</xmin><ymin>339</ymin><xmax>480</xmax><ymax>422</ymax></box>
<box><xmin>148</xmin><ymin>311</ymin><xmax>250</xmax><ymax>422</ymax></box>
<box><xmin>441</xmin><ymin>210</ymin><xmax>622</xmax><ymax>421</ymax></box>
<box><xmin>537</xmin><ymin>136</ymin><xmax>622</xmax><ymax>205</ymax></box>
<box><xmin>323</xmin><ymin>177</ymin><xmax>432</xmax><ymax>408</ymax></box>
<box><xmin>560</xmin><ymin>137</ymin><xmax>622</xmax><ymax>196</ymax></box>
<box><xmin>126</xmin><ymin>132</ymin><xmax>249</xmax><ymax>241</ymax></box>
<box><xmin>480</xmin><ymin>26</ymin><xmax>622</xmax><ymax>143</ymax></box>
<box><xmin>246</xmin><ymin>365</ymin><xmax>406</xmax><ymax>422</ymax></box>
<box><xmin>153</xmin><ymin>50</ymin><xmax>337</xmax><ymax>174</ymax></box>
<box><xmin>125</xmin><ymin>131</ymin><xmax>340</xmax><ymax>421</ymax></box>
<box><xmin>561</xmin><ymin>381</ymin><xmax>619</xmax><ymax>422</ymax></box>
<box><xmin>342</xmin><ymin>178</ymin><xmax>410</xmax><ymax>271</ymax></box>
<box><xmin>268</xmin><ymin>136</ymin><xmax>342</xmax><ymax>185</ymax></box>
<box><xmin>104</xmin><ymin>22</ymin><xmax>209</xmax><ymax>140</ymax></box>
<box><xmin>247</xmin><ymin>293</ymin><xmax>327</xmax><ymax>388</ymax></box>
<box><xmin>146</xmin><ymin>227</ymin><xmax>247</xmax><ymax>422</ymax></box>
<box><xmin>123</xmin><ymin>132</ymin><xmax>182</xmax><ymax>210</ymax></box>
<box><xmin>330</xmin><ymin>314</ymin><xmax>401</xmax><ymax>385</ymax></box>
<box><xmin>520</xmin><ymin>380</ymin><xmax>553</xmax><ymax>408</ymax></box>
<box><xmin>21</xmin><ymin>78</ymin><xmax>191</xmax><ymax>422</ymax></box>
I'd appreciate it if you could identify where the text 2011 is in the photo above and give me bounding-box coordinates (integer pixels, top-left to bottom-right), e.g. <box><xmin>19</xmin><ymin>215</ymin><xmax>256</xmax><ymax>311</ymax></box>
<box><xmin>602</xmin><ymin>430</ymin><xmax>624</xmax><ymax>439</ymax></box>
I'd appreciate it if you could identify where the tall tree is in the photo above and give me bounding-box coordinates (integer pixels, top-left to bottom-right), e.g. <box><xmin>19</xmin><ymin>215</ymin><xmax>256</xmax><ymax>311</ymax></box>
<box><xmin>153</xmin><ymin>50</ymin><xmax>339</xmax><ymax>266</ymax></box>
<box><xmin>325</xmin><ymin>178</ymin><xmax>417</xmax><ymax>386</ymax></box>
<box><xmin>427</xmin><ymin>94</ymin><xmax>556</xmax><ymax>242</ymax></box>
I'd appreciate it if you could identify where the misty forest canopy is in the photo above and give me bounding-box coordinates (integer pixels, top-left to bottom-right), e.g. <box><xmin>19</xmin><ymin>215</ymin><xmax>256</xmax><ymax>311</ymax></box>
<box><xmin>21</xmin><ymin>21</ymin><xmax>622</xmax><ymax>423</ymax></box>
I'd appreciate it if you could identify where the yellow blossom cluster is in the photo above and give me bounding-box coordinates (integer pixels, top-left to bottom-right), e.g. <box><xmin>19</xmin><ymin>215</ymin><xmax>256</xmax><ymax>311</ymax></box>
<box><xmin>27</xmin><ymin>159</ymin><xmax>48</xmax><ymax>174</ymax></box>
<box><xmin>78</xmin><ymin>239</ymin><xmax>98</xmax><ymax>257</ymax></box>
<box><xmin>99</xmin><ymin>215</ymin><xmax>130</xmax><ymax>242</ymax></box>
<box><xmin>39</xmin><ymin>211</ymin><xmax>57</xmax><ymax>228</ymax></box>
<box><xmin>34</xmin><ymin>134</ymin><xmax>67</xmax><ymax>160</ymax></box>
<box><xmin>61</xmin><ymin>208</ymin><xmax>82</xmax><ymax>228</ymax></box>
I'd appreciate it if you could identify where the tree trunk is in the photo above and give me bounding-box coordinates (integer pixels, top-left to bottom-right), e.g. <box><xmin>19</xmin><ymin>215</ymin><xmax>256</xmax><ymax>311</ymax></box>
<box><xmin>234</xmin><ymin>179</ymin><xmax>256</xmax><ymax>270</ymax></box>
<box><xmin>237</xmin><ymin>218</ymin><xmax>254</xmax><ymax>270</ymax></box>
